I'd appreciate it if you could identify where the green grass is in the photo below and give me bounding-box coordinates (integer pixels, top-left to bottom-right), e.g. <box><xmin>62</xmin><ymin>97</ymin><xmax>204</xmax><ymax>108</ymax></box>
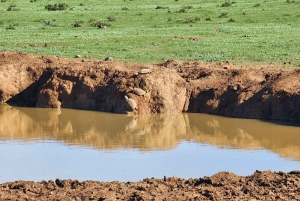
<box><xmin>0</xmin><ymin>0</ymin><xmax>299</xmax><ymax>65</ymax></box>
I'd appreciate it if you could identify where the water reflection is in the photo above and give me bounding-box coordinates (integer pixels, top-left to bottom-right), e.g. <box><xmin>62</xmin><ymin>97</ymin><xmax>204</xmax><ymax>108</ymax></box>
<box><xmin>0</xmin><ymin>104</ymin><xmax>300</xmax><ymax>160</ymax></box>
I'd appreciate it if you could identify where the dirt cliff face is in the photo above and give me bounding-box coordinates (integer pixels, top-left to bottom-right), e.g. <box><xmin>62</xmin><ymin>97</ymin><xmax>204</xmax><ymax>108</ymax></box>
<box><xmin>1</xmin><ymin>51</ymin><xmax>300</xmax><ymax>122</ymax></box>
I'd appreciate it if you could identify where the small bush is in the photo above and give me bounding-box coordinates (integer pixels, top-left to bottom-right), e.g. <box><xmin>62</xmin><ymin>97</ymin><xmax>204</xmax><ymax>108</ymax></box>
<box><xmin>44</xmin><ymin>19</ymin><xmax>52</xmax><ymax>25</ymax></box>
<box><xmin>73</xmin><ymin>20</ymin><xmax>84</xmax><ymax>27</ymax></box>
<box><xmin>156</xmin><ymin>6</ymin><xmax>169</xmax><ymax>9</ymax></box>
<box><xmin>221</xmin><ymin>2</ymin><xmax>231</xmax><ymax>7</ymax></box>
<box><xmin>6</xmin><ymin>23</ymin><xmax>18</xmax><ymax>30</ymax></box>
<box><xmin>1</xmin><ymin>0</ymin><xmax>7</xmax><ymax>2</ymax></box>
<box><xmin>185</xmin><ymin>18</ymin><xmax>194</xmax><ymax>23</ymax></box>
<box><xmin>45</xmin><ymin>3</ymin><xmax>68</xmax><ymax>11</ymax></box>
<box><xmin>92</xmin><ymin>21</ymin><xmax>110</xmax><ymax>28</ymax></box>
<box><xmin>79</xmin><ymin>3</ymin><xmax>84</xmax><ymax>6</ymax></box>
<box><xmin>6</xmin><ymin>25</ymin><xmax>15</xmax><ymax>30</ymax></box>
<box><xmin>107</xmin><ymin>16</ymin><xmax>116</xmax><ymax>21</ymax></box>
<box><xmin>195</xmin><ymin>17</ymin><xmax>201</xmax><ymax>21</ymax></box>
<box><xmin>177</xmin><ymin>8</ymin><xmax>186</xmax><ymax>13</ymax></box>
<box><xmin>228</xmin><ymin>17</ymin><xmax>235</xmax><ymax>22</ymax></box>
<box><xmin>287</xmin><ymin>0</ymin><xmax>295</xmax><ymax>3</ymax></box>
<box><xmin>182</xmin><ymin>5</ymin><xmax>193</xmax><ymax>9</ymax></box>
<box><xmin>176</xmin><ymin>5</ymin><xmax>193</xmax><ymax>13</ymax></box>
<box><xmin>30</xmin><ymin>0</ymin><xmax>37</xmax><ymax>2</ymax></box>
<box><xmin>7</xmin><ymin>4</ymin><xmax>20</xmax><ymax>11</ymax></box>
<box><xmin>89</xmin><ymin>19</ymin><xmax>96</xmax><ymax>23</ymax></box>
<box><xmin>218</xmin><ymin>12</ymin><xmax>228</xmax><ymax>18</ymax></box>
<box><xmin>122</xmin><ymin>7</ymin><xmax>128</xmax><ymax>10</ymax></box>
<box><xmin>168</xmin><ymin>17</ymin><xmax>173</xmax><ymax>21</ymax></box>
<box><xmin>254</xmin><ymin>3</ymin><xmax>261</xmax><ymax>7</ymax></box>
<box><xmin>185</xmin><ymin>17</ymin><xmax>201</xmax><ymax>23</ymax></box>
<box><xmin>205</xmin><ymin>17</ymin><xmax>212</xmax><ymax>21</ymax></box>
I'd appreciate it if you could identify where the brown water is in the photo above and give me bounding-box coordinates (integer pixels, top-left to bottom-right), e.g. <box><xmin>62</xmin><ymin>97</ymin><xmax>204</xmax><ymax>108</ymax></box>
<box><xmin>0</xmin><ymin>104</ymin><xmax>299</xmax><ymax>182</ymax></box>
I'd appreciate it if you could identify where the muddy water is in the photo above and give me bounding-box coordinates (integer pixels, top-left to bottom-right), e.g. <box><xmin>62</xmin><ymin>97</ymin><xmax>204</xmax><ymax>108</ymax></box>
<box><xmin>0</xmin><ymin>104</ymin><xmax>299</xmax><ymax>183</ymax></box>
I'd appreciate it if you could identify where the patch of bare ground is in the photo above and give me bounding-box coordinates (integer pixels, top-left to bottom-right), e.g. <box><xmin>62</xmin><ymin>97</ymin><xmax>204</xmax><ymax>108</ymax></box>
<box><xmin>0</xmin><ymin>171</ymin><xmax>300</xmax><ymax>200</ymax></box>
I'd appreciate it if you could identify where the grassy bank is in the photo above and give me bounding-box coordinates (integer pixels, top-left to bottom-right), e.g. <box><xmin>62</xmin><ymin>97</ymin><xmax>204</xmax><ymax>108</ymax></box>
<box><xmin>0</xmin><ymin>0</ymin><xmax>299</xmax><ymax>64</ymax></box>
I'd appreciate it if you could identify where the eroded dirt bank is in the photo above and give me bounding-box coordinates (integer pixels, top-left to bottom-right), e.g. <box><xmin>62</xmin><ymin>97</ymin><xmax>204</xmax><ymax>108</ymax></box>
<box><xmin>0</xmin><ymin>171</ymin><xmax>300</xmax><ymax>200</ymax></box>
<box><xmin>1</xmin><ymin>51</ymin><xmax>300</xmax><ymax>121</ymax></box>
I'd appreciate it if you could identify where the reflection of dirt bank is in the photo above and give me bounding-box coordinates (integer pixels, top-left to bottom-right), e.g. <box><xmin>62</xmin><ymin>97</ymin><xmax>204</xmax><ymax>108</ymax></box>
<box><xmin>187</xmin><ymin>114</ymin><xmax>300</xmax><ymax>160</ymax></box>
<box><xmin>1</xmin><ymin>52</ymin><xmax>300</xmax><ymax>122</ymax></box>
<box><xmin>1</xmin><ymin>171</ymin><xmax>300</xmax><ymax>200</ymax></box>
<box><xmin>1</xmin><ymin>104</ymin><xmax>300</xmax><ymax>161</ymax></box>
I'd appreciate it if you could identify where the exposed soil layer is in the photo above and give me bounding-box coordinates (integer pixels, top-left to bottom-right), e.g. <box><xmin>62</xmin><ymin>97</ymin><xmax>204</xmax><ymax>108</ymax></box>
<box><xmin>1</xmin><ymin>51</ymin><xmax>300</xmax><ymax>122</ymax></box>
<box><xmin>0</xmin><ymin>171</ymin><xmax>300</xmax><ymax>200</ymax></box>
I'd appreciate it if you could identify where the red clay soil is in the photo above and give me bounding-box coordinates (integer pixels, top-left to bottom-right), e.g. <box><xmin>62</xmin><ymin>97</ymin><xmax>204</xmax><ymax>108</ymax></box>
<box><xmin>0</xmin><ymin>171</ymin><xmax>300</xmax><ymax>200</ymax></box>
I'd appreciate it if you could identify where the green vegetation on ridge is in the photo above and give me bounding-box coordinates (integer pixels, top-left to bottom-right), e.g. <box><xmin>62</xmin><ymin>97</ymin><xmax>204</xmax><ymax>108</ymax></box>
<box><xmin>0</xmin><ymin>0</ymin><xmax>299</xmax><ymax>64</ymax></box>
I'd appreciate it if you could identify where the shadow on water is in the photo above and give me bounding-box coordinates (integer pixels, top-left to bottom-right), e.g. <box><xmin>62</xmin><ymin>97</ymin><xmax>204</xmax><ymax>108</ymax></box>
<box><xmin>0</xmin><ymin>103</ymin><xmax>300</xmax><ymax>160</ymax></box>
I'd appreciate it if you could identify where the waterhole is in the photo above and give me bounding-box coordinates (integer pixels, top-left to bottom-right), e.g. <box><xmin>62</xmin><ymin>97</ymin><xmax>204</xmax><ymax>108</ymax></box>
<box><xmin>0</xmin><ymin>104</ymin><xmax>299</xmax><ymax>183</ymax></box>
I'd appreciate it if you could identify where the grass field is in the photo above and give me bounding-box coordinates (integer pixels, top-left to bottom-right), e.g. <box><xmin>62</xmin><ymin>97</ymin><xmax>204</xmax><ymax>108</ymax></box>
<box><xmin>0</xmin><ymin>0</ymin><xmax>299</xmax><ymax>64</ymax></box>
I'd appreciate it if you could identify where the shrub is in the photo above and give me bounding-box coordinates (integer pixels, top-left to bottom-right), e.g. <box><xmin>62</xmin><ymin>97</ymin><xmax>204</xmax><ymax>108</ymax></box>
<box><xmin>156</xmin><ymin>6</ymin><xmax>169</xmax><ymax>9</ymax></box>
<box><xmin>185</xmin><ymin>18</ymin><xmax>194</xmax><ymax>23</ymax></box>
<box><xmin>6</xmin><ymin>25</ymin><xmax>15</xmax><ymax>30</ymax></box>
<box><xmin>7</xmin><ymin>4</ymin><xmax>20</xmax><ymax>11</ymax></box>
<box><xmin>218</xmin><ymin>12</ymin><xmax>228</xmax><ymax>18</ymax></box>
<box><xmin>122</xmin><ymin>7</ymin><xmax>128</xmax><ymax>10</ymax></box>
<box><xmin>45</xmin><ymin>3</ymin><xmax>68</xmax><ymax>11</ymax></box>
<box><xmin>176</xmin><ymin>5</ymin><xmax>193</xmax><ymax>13</ymax></box>
<box><xmin>254</xmin><ymin>3</ymin><xmax>261</xmax><ymax>7</ymax></box>
<box><xmin>195</xmin><ymin>17</ymin><xmax>201</xmax><ymax>21</ymax></box>
<box><xmin>1</xmin><ymin>0</ymin><xmax>7</xmax><ymax>2</ymax></box>
<box><xmin>73</xmin><ymin>20</ymin><xmax>84</xmax><ymax>27</ymax></box>
<box><xmin>177</xmin><ymin>8</ymin><xmax>186</xmax><ymax>13</ymax></box>
<box><xmin>205</xmin><ymin>17</ymin><xmax>211</xmax><ymax>21</ymax></box>
<box><xmin>92</xmin><ymin>21</ymin><xmax>110</xmax><ymax>28</ymax></box>
<box><xmin>185</xmin><ymin>17</ymin><xmax>201</xmax><ymax>23</ymax></box>
<box><xmin>228</xmin><ymin>17</ymin><xmax>235</xmax><ymax>22</ymax></box>
<box><xmin>89</xmin><ymin>19</ymin><xmax>96</xmax><ymax>23</ymax></box>
<box><xmin>6</xmin><ymin>23</ymin><xmax>19</xmax><ymax>30</ymax></box>
<box><xmin>30</xmin><ymin>0</ymin><xmax>37</xmax><ymax>2</ymax></box>
<box><xmin>44</xmin><ymin>19</ymin><xmax>52</xmax><ymax>25</ymax></box>
<box><xmin>107</xmin><ymin>16</ymin><xmax>116</xmax><ymax>21</ymax></box>
<box><xmin>221</xmin><ymin>2</ymin><xmax>231</xmax><ymax>7</ymax></box>
<box><xmin>182</xmin><ymin>5</ymin><xmax>193</xmax><ymax>9</ymax></box>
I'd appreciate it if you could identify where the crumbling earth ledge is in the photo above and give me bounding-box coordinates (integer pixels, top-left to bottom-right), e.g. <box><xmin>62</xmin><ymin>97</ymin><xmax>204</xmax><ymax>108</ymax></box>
<box><xmin>0</xmin><ymin>170</ymin><xmax>300</xmax><ymax>200</ymax></box>
<box><xmin>1</xmin><ymin>51</ymin><xmax>300</xmax><ymax>122</ymax></box>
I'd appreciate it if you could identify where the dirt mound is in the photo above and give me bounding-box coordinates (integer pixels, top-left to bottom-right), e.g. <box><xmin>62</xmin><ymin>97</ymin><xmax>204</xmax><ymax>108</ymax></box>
<box><xmin>1</xmin><ymin>51</ymin><xmax>300</xmax><ymax>122</ymax></box>
<box><xmin>0</xmin><ymin>171</ymin><xmax>299</xmax><ymax>200</ymax></box>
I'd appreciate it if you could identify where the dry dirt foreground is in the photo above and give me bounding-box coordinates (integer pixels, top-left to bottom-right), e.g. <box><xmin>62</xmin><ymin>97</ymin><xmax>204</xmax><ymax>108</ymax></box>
<box><xmin>1</xmin><ymin>51</ymin><xmax>300</xmax><ymax>122</ymax></box>
<box><xmin>0</xmin><ymin>171</ymin><xmax>300</xmax><ymax>200</ymax></box>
